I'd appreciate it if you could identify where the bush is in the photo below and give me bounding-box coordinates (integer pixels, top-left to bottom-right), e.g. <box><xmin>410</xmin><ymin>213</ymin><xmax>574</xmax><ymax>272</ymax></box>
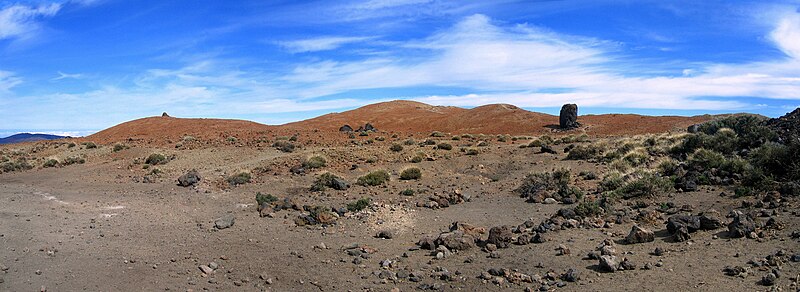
<box><xmin>400</xmin><ymin>189</ymin><xmax>415</xmax><ymax>196</ymax></box>
<box><xmin>67</xmin><ymin>142</ymin><xmax>76</xmax><ymax>148</ymax></box>
<box><xmin>465</xmin><ymin>148</ymin><xmax>479</xmax><ymax>155</ymax></box>
<box><xmin>375</xmin><ymin>136</ymin><xmax>386</xmax><ymax>142</ymax></box>
<box><xmin>357</xmin><ymin>170</ymin><xmax>390</xmax><ymax>186</ymax></box>
<box><xmin>579</xmin><ymin>171</ymin><xmax>597</xmax><ymax>180</ymax></box>
<box><xmin>227</xmin><ymin>172</ymin><xmax>252</xmax><ymax>185</ymax></box>
<box><xmin>112</xmin><ymin>144</ymin><xmax>126</xmax><ymax>152</ymax></box>
<box><xmin>82</xmin><ymin>142</ymin><xmax>97</xmax><ymax>149</ymax></box>
<box><xmin>574</xmin><ymin>200</ymin><xmax>602</xmax><ymax>218</ymax></box>
<box><xmin>437</xmin><ymin>143</ymin><xmax>452</xmax><ymax>150</ymax></box>
<box><xmin>43</xmin><ymin>159</ymin><xmax>59</xmax><ymax>168</ymax></box>
<box><xmin>687</xmin><ymin>148</ymin><xmax>725</xmax><ymax>171</ymax></box>
<box><xmin>183</xmin><ymin>136</ymin><xmax>196</xmax><ymax>142</ymax></box>
<box><xmin>423</xmin><ymin>139</ymin><xmax>437</xmax><ymax>146</ymax></box>
<box><xmin>346</xmin><ymin>198</ymin><xmax>371</xmax><ymax>212</ymax></box>
<box><xmin>145</xmin><ymin>153</ymin><xmax>167</xmax><ymax>165</ymax></box>
<box><xmin>613</xmin><ymin>172</ymin><xmax>672</xmax><ymax>199</ymax></box>
<box><xmin>400</xmin><ymin>167</ymin><xmax>422</xmax><ymax>180</ymax></box>
<box><xmin>599</xmin><ymin>172</ymin><xmax>624</xmax><ymax>192</ymax></box>
<box><xmin>451</xmin><ymin>135</ymin><xmax>461</xmax><ymax>141</ymax></box>
<box><xmin>477</xmin><ymin>141</ymin><xmax>489</xmax><ymax>147</ymax></box>
<box><xmin>516</xmin><ymin>169</ymin><xmax>570</xmax><ymax>198</ymax></box>
<box><xmin>565</xmin><ymin>144</ymin><xmax>603</xmax><ymax>160</ymax></box>
<box><xmin>303</xmin><ymin>156</ymin><xmax>327</xmax><ymax>169</ymax></box>
<box><xmin>273</xmin><ymin>141</ymin><xmax>295</xmax><ymax>153</ymax></box>
<box><xmin>431</xmin><ymin>131</ymin><xmax>446</xmax><ymax>137</ymax></box>
<box><xmin>62</xmin><ymin>156</ymin><xmax>85</xmax><ymax>165</ymax></box>
<box><xmin>1</xmin><ymin>158</ymin><xmax>33</xmax><ymax>173</ymax></box>
<box><xmin>403</xmin><ymin>138</ymin><xmax>416</xmax><ymax>145</ymax></box>
<box><xmin>255</xmin><ymin>192</ymin><xmax>278</xmax><ymax>205</ymax></box>
<box><xmin>389</xmin><ymin>143</ymin><xmax>404</xmax><ymax>152</ymax></box>
<box><xmin>311</xmin><ymin>172</ymin><xmax>349</xmax><ymax>191</ymax></box>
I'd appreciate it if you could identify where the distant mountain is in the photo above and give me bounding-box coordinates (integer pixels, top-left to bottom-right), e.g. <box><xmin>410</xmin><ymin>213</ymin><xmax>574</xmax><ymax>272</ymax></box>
<box><xmin>0</xmin><ymin>133</ymin><xmax>70</xmax><ymax>144</ymax></box>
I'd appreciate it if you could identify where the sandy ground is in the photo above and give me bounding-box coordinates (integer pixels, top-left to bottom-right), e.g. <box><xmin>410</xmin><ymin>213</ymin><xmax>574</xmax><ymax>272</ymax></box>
<box><xmin>1</xmin><ymin>136</ymin><xmax>798</xmax><ymax>292</ymax></box>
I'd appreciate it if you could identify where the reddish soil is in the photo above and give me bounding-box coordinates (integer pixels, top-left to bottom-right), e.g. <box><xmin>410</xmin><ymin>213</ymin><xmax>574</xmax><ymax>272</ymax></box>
<box><xmin>86</xmin><ymin>100</ymin><xmax>714</xmax><ymax>145</ymax></box>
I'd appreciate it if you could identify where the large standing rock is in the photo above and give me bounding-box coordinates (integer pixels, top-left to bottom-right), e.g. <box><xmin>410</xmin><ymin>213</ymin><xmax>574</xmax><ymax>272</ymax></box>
<box><xmin>177</xmin><ymin>169</ymin><xmax>201</xmax><ymax>187</ymax></box>
<box><xmin>436</xmin><ymin>231</ymin><xmax>475</xmax><ymax>251</ymax></box>
<box><xmin>625</xmin><ymin>225</ymin><xmax>655</xmax><ymax>244</ymax></box>
<box><xmin>559</xmin><ymin>104</ymin><xmax>580</xmax><ymax>129</ymax></box>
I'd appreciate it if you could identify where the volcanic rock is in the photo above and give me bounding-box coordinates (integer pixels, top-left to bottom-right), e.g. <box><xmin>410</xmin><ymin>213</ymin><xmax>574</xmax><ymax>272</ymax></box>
<box><xmin>559</xmin><ymin>104</ymin><xmax>580</xmax><ymax>129</ymax></box>
<box><xmin>339</xmin><ymin>125</ymin><xmax>353</xmax><ymax>132</ymax></box>
<box><xmin>625</xmin><ymin>225</ymin><xmax>655</xmax><ymax>244</ymax></box>
<box><xmin>728</xmin><ymin>211</ymin><xmax>756</xmax><ymax>238</ymax></box>
<box><xmin>177</xmin><ymin>169</ymin><xmax>201</xmax><ymax>187</ymax></box>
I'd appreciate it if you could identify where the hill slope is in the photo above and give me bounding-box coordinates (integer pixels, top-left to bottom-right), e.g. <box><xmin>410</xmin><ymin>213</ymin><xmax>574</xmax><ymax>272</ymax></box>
<box><xmin>87</xmin><ymin>116</ymin><xmax>273</xmax><ymax>144</ymax></box>
<box><xmin>0</xmin><ymin>133</ymin><xmax>69</xmax><ymax>145</ymax></box>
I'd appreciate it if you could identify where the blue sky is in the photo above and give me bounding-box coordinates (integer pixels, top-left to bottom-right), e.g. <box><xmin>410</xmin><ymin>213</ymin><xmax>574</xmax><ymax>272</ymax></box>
<box><xmin>1</xmin><ymin>0</ymin><xmax>799</xmax><ymax>137</ymax></box>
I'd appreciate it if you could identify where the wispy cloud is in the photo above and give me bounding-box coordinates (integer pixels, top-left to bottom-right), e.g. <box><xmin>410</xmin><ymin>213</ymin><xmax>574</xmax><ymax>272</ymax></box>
<box><xmin>0</xmin><ymin>3</ymin><xmax>61</xmax><ymax>40</ymax></box>
<box><xmin>0</xmin><ymin>70</ymin><xmax>22</xmax><ymax>92</ymax></box>
<box><xmin>51</xmin><ymin>71</ymin><xmax>83</xmax><ymax>81</ymax></box>
<box><xmin>277</xmin><ymin>36</ymin><xmax>375</xmax><ymax>53</ymax></box>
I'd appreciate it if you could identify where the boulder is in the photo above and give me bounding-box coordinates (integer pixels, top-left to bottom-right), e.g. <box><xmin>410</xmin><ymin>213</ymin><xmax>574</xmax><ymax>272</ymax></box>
<box><xmin>559</xmin><ymin>104</ymin><xmax>580</xmax><ymax>129</ymax></box>
<box><xmin>161</xmin><ymin>112</ymin><xmax>170</xmax><ymax>117</ymax></box>
<box><xmin>598</xmin><ymin>255</ymin><xmax>619</xmax><ymax>272</ymax></box>
<box><xmin>436</xmin><ymin>231</ymin><xmax>475</xmax><ymax>251</ymax></box>
<box><xmin>214</xmin><ymin>214</ymin><xmax>235</xmax><ymax>229</ymax></box>
<box><xmin>487</xmin><ymin>226</ymin><xmax>513</xmax><ymax>248</ymax></box>
<box><xmin>625</xmin><ymin>225</ymin><xmax>655</xmax><ymax>244</ymax></box>
<box><xmin>339</xmin><ymin>125</ymin><xmax>353</xmax><ymax>132</ymax></box>
<box><xmin>728</xmin><ymin>211</ymin><xmax>756</xmax><ymax>238</ymax></box>
<box><xmin>177</xmin><ymin>169</ymin><xmax>201</xmax><ymax>187</ymax></box>
<box><xmin>699</xmin><ymin>209</ymin><xmax>724</xmax><ymax>230</ymax></box>
<box><xmin>540</xmin><ymin>145</ymin><xmax>557</xmax><ymax>154</ymax></box>
<box><xmin>364</xmin><ymin>123</ymin><xmax>376</xmax><ymax>132</ymax></box>
<box><xmin>687</xmin><ymin>124</ymin><xmax>700</xmax><ymax>133</ymax></box>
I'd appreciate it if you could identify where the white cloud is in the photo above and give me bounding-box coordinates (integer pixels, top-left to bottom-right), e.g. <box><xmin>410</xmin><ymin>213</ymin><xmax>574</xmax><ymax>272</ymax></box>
<box><xmin>0</xmin><ymin>70</ymin><xmax>22</xmax><ymax>92</ymax></box>
<box><xmin>277</xmin><ymin>36</ymin><xmax>374</xmax><ymax>53</ymax></box>
<box><xmin>0</xmin><ymin>3</ymin><xmax>61</xmax><ymax>40</ymax></box>
<box><xmin>51</xmin><ymin>71</ymin><xmax>83</xmax><ymax>81</ymax></box>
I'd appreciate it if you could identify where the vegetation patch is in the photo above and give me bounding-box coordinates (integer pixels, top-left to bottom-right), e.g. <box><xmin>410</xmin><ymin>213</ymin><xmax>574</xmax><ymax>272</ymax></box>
<box><xmin>302</xmin><ymin>155</ymin><xmax>327</xmax><ymax>169</ymax></box>
<box><xmin>357</xmin><ymin>170</ymin><xmax>390</xmax><ymax>186</ymax></box>
<box><xmin>400</xmin><ymin>167</ymin><xmax>422</xmax><ymax>180</ymax></box>
<box><xmin>227</xmin><ymin>172</ymin><xmax>252</xmax><ymax>186</ymax></box>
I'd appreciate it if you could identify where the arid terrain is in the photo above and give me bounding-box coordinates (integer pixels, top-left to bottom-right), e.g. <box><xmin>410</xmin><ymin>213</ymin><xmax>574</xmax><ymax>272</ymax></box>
<box><xmin>1</xmin><ymin>101</ymin><xmax>798</xmax><ymax>292</ymax></box>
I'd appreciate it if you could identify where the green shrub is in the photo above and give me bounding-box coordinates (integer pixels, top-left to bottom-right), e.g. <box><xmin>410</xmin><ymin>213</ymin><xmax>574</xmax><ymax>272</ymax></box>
<box><xmin>423</xmin><ymin>139</ymin><xmax>436</xmax><ymax>145</ymax></box>
<box><xmin>403</xmin><ymin>138</ymin><xmax>416</xmax><ymax>145</ymax></box>
<box><xmin>226</xmin><ymin>136</ymin><xmax>238</xmax><ymax>143</ymax></box>
<box><xmin>289</xmin><ymin>135</ymin><xmax>298</xmax><ymax>142</ymax></box>
<box><xmin>516</xmin><ymin>169</ymin><xmax>570</xmax><ymax>198</ymax></box>
<box><xmin>389</xmin><ymin>143</ymin><xmax>404</xmax><ymax>152</ymax></box>
<box><xmin>67</xmin><ymin>142</ymin><xmax>76</xmax><ymax>148</ymax></box>
<box><xmin>465</xmin><ymin>148</ymin><xmax>479</xmax><ymax>155</ymax></box>
<box><xmin>255</xmin><ymin>192</ymin><xmax>278</xmax><ymax>205</ymax></box>
<box><xmin>451</xmin><ymin>135</ymin><xmax>461</xmax><ymax>141</ymax></box>
<box><xmin>346</xmin><ymin>198</ymin><xmax>371</xmax><ymax>212</ymax></box>
<box><xmin>62</xmin><ymin>156</ymin><xmax>85</xmax><ymax>165</ymax></box>
<box><xmin>431</xmin><ymin>131</ymin><xmax>446</xmax><ymax>137</ymax></box>
<box><xmin>0</xmin><ymin>158</ymin><xmax>33</xmax><ymax>173</ymax></box>
<box><xmin>437</xmin><ymin>143</ymin><xmax>452</xmax><ymax>150</ymax></box>
<box><xmin>183</xmin><ymin>136</ymin><xmax>196</xmax><ymax>142</ymax></box>
<box><xmin>400</xmin><ymin>167</ymin><xmax>422</xmax><ymax>180</ymax></box>
<box><xmin>599</xmin><ymin>172</ymin><xmax>624</xmax><ymax>192</ymax></box>
<box><xmin>273</xmin><ymin>141</ymin><xmax>295</xmax><ymax>153</ymax></box>
<box><xmin>400</xmin><ymin>189</ymin><xmax>415</xmax><ymax>196</ymax></box>
<box><xmin>574</xmin><ymin>200</ymin><xmax>602</xmax><ymax>218</ymax></box>
<box><xmin>477</xmin><ymin>141</ymin><xmax>489</xmax><ymax>147</ymax></box>
<box><xmin>82</xmin><ymin>142</ymin><xmax>97</xmax><ymax>149</ymax></box>
<box><xmin>579</xmin><ymin>171</ymin><xmax>598</xmax><ymax>180</ymax></box>
<box><xmin>375</xmin><ymin>136</ymin><xmax>386</xmax><ymax>142</ymax></box>
<box><xmin>613</xmin><ymin>172</ymin><xmax>672</xmax><ymax>199</ymax></box>
<box><xmin>357</xmin><ymin>170</ymin><xmax>390</xmax><ymax>186</ymax></box>
<box><xmin>311</xmin><ymin>172</ymin><xmax>349</xmax><ymax>191</ymax></box>
<box><xmin>565</xmin><ymin>144</ymin><xmax>603</xmax><ymax>160</ymax></box>
<box><xmin>145</xmin><ymin>153</ymin><xmax>167</xmax><ymax>165</ymax></box>
<box><xmin>112</xmin><ymin>144</ymin><xmax>126</xmax><ymax>152</ymax></box>
<box><xmin>227</xmin><ymin>172</ymin><xmax>252</xmax><ymax>185</ymax></box>
<box><xmin>43</xmin><ymin>159</ymin><xmax>59</xmax><ymax>168</ymax></box>
<box><xmin>359</xmin><ymin>131</ymin><xmax>369</xmax><ymax>137</ymax></box>
<box><xmin>410</xmin><ymin>152</ymin><xmax>425</xmax><ymax>163</ymax></box>
<box><xmin>302</xmin><ymin>156</ymin><xmax>327</xmax><ymax>169</ymax></box>
<box><xmin>687</xmin><ymin>148</ymin><xmax>726</xmax><ymax>171</ymax></box>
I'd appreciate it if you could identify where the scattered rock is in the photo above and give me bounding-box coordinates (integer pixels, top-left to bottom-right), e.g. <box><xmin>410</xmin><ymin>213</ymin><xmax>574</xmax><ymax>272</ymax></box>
<box><xmin>543</xmin><ymin>198</ymin><xmax>558</xmax><ymax>204</ymax></box>
<box><xmin>199</xmin><ymin>265</ymin><xmax>214</xmax><ymax>275</ymax></box>
<box><xmin>728</xmin><ymin>211</ymin><xmax>756</xmax><ymax>238</ymax></box>
<box><xmin>214</xmin><ymin>214</ymin><xmax>235</xmax><ymax>229</ymax></box>
<box><xmin>376</xmin><ymin>230</ymin><xmax>394</xmax><ymax>239</ymax></box>
<box><xmin>561</xmin><ymin>268</ymin><xmax>579</xmax><ymax>282</ymax></box>
<box><xmin>540</xmin><ymin>145</ymin><xmax>557</xmax><ymax>154</ymax></box>
<box><xmin>761</xmin><ymin>272</ymin><xmax>777</xmax><ymax>286</ymax></box>
<box><xmin>599</xmin><ymin>255</ymin><xmax>619</xmax><ymax>272</ymax></box>
<box><xmin>625</xmin><ymin>225</ymin><xmax>655</xmax><ymax>244</ymax></box>
<box><xmin>177</xmin><ymin>169</ymin><xmax>201</xmax><ymax>187</ymax></box>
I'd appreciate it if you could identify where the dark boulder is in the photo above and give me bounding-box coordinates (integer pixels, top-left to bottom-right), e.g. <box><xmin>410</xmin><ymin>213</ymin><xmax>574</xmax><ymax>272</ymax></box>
<box><xmin>364</xmin><ymin>123</ymin><xmax>376</xmax><ymax>132</ymax></box>
<box><xmin>540</xmin><ymin>145</ymin><xmax>557</xmax><ymax>154</ymax></box>
<box><xmin>161</xmin><ymin>112</ymin><xmax>170</xmax><ymax>117</ymax></box>
<box><xmin>559</xmin><ymin>104</ymin><xmax>580</xmax><ymax>129</ymax></box>
<box><xmin>339</xmin><ymin>125</ymin><xmax>353</xmax><ymax>132</ymax></box>
<box><xmin>177</xmin><ymin>169</ymin><xmax>201</xmax><ymax>187</ymax></box>
<box><xmin>728</xmin><ymin>211</ymin><xmax>756</xmax><ymax>238</ymax></box>
<box><xmin>625</xmin><ymin>225</ymin><xmax>655</xmax><ymax>244</ymax></box>
<box><xmin>487</xmin><ymin>226</ymin><xmax>513</xmax><ymax>248</ymax></box>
